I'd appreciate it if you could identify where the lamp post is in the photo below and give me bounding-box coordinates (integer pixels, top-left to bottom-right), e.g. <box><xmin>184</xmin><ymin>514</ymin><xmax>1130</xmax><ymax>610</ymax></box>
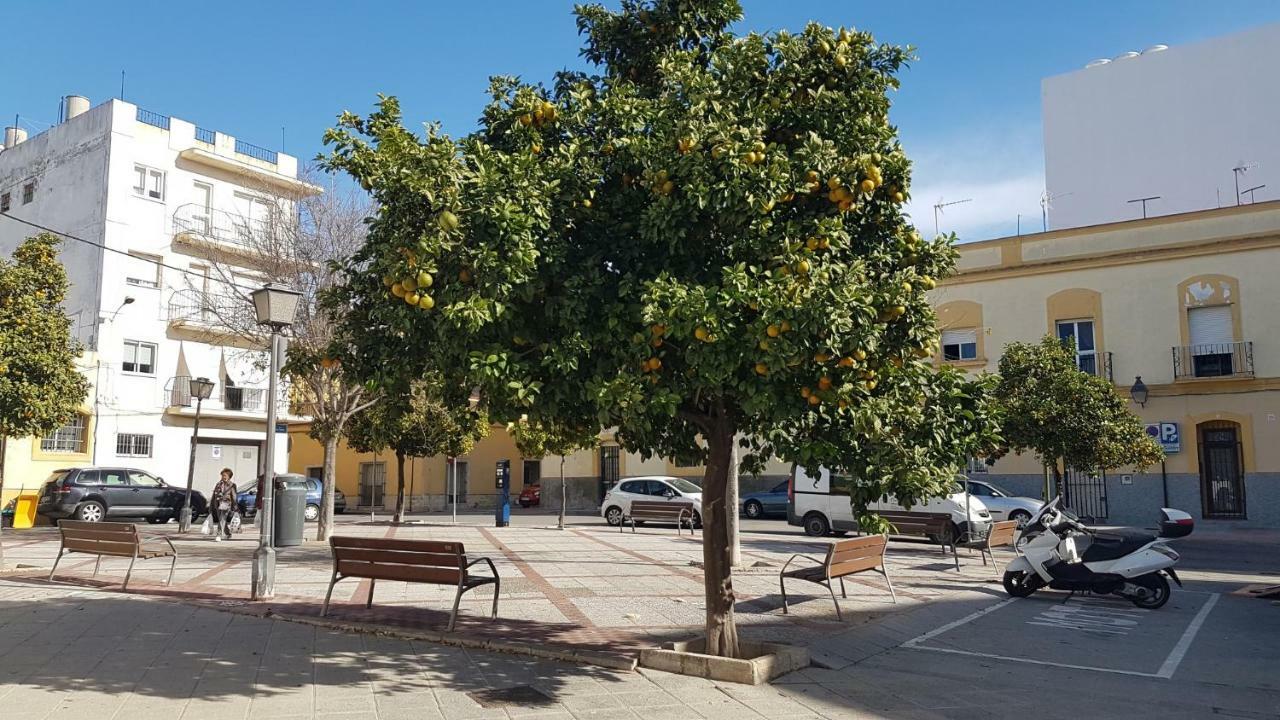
<box><xmin>249</xmin><ymin>283</ymin><xmax>301</xmax><ymax>601</ymax></box>
<box><xmin>179</xmin><ymin>376</ymin><xmax>216</xmax><ymax>533</ymax></box>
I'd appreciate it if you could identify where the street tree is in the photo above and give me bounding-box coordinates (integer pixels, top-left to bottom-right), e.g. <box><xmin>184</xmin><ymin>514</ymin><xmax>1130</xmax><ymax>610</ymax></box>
<box><xmin>322</xmin><ymin>0</ymin><xmax>997</xmax><ymax>656</ymax></box>
<box><xmin>510</xmin><ymin>419</ymin><xmax>599</xmax><ymax>529</ymax></box>
<box><xmin>345</xmin><ymin>380</ymin><xmax>489</xmax><ymax>523</ymax></box>
<box><xmin>994</xmin><ymin>335</ymin><xmax>1164</xmax><ymax>494</ymax></box>
<box><xmin>0</xmin><ymin>235</ymin><xmax>89</xmax><ymax>567</ymax></box>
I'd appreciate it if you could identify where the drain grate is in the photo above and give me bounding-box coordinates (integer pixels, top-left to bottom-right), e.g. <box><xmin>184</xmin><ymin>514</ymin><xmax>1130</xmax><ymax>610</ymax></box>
<box><xmin>467</xmin><ymin>685</ymin><xmax>555</xmax><ymax>709</ymax></box>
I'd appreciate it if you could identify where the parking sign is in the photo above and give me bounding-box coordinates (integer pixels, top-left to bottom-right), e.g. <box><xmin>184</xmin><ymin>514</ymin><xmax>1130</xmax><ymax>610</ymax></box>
<box><xmin>1144</xmin><ymin>422</ymin><xmax>1180</xmax><ymax>453</ymax></box>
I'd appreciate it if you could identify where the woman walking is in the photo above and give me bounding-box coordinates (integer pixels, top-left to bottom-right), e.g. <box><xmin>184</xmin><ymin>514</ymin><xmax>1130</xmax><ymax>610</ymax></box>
<box><xmin>211</xmin><ymin>468</ymin><xmax>238</xmax><ymax>541</ymax></box>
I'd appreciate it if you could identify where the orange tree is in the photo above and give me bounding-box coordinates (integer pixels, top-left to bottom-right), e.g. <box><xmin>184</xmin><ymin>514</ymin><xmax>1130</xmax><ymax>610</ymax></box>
<box><xmin>323</xmin><ymin>0</ymin><xmax>997</xmax><ymax>656</ymax></box>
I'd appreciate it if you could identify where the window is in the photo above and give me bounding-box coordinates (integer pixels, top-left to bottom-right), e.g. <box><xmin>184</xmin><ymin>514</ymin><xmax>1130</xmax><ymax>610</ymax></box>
<box><xmin>99</xmin><ymin>470</ymin><xmax>128</xmax><ymax>486</ymax></box>
<box><xmin>941</xmin><ymin>328</ymin><xmax>978</xmax><ymax>361</ymax></box>
<box><xmin>124</xmin><ymin>252</ymin><xmax>161</xmax><ymax>289</ymax></box>
<box><xmin>966</xmin><ymin>482</ymin><xmax>994</xmax><ymax>496</ymax></box>
<box><xmin>133</xmin><ymin>164</ymin><xmax>165</xmax><ymax>200</ymax></box>
<box><xmin>116</xmin><ymin>433</ymin><xmax>153</xmax><ymax>457</ymax></box>
<box><xmin>129</xmin><ymin>471</ymin><xmax>161</xmax><ymax>487</ymax></box>
<box><xmin>1188</xmin><ymin>305</ymin><xmax>1235</xmax><ymax>377</ymax></box>
<box><xmin>1056</xmin><ymin>320</ymin><xmax>1097</xmax><ymax>374</ymax></box>
<box><xmin>40</xmin><ymin>416</ymin><xmax>87</xmax><ymax>453</ymax></box>
<box><xmin>190</xmin><ymin>182</ymin><xmax>213</xmax><ymax>233</ymax></box>
<box><xmin>965</xmin><ymin>456</ymin><xmax>989</xmax><ymax>475</ymax></box>
<box><xmin>122</xmin><ymin>340</ymin><xmax>157</xmax><ymax>374</ymax></box>
<box><xmin>522</xmin><ymin>459</ymin><xmax>541</xmax><ymax>486</ymax></box>
<box><xmin>22</xmin><ymin>183</ymin><xmax>34</xmax><ymax>204</ymax></box>
<box><xmin>0</xmin><ymin>192</ymin><xmax>9</xmax><ymax>212</ymax></box>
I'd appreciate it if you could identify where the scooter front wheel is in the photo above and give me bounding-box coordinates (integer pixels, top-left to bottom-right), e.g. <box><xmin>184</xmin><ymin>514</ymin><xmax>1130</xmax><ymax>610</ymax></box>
<box><xmin>1002</xmin><ymin>570</ymin><xmax>1043</xmax><ymax>598</ymax></box>
<box><xmin>1127</xmin><ymin>572</ymin><xmax>1171</xmax><ymax>609</ymax></box>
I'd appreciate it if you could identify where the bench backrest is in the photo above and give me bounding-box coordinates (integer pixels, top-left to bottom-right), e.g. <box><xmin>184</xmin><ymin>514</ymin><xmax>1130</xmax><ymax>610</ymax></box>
<box><xmin>331</xmin><ymin>536</ymin><xmax>466</xmax><ymax>585</ymax></box>
<box><xmin>987</xmin><ymin>520</ymin><xmax>1019</xmax><ymax>548</ymax></box>
<box><xmin>825</xmin><ymin>534</ymin><xmax>887</xmax><ymax>578</ymax></box>
<box><xmin>876</xmin><ymin>511</ymin><xmax>952</xmax><ymax>535</ymax></box>
<box><xmin>58</xmin><ymin>520</ymin><xmax>141</xmax><ymax>557</ymax></box>
<box><xmin>630</xmin><ymin>500</ymin><xmax>693</xmax><ymax>517</ymax></box>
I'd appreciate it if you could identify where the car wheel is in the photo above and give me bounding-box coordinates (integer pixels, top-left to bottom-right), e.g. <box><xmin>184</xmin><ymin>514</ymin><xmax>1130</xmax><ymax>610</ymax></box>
<box><xmin>1009</xmin><ymin>510</ymin><xmax>1032</xmax><ymax>528</ymax></box>
<box><xmin>803</xmin><ymin>512</ymin><xmax>830</xmax><ymax>537</ymax></box>
<box><xmin>76</xmin><ymin>502</ymin><xmax>105</xmax><ymax>523</ymax></box>
<box><xmin>691</xmin><ymin>511</ymin><xmax>702</xmax><ymax>529</ymax></box>
<box><xmin>304</xmin><ymin>504</ymin><xmax>320</xmax><ymax>522</ymax></box>
<box><xmin>145</xmin><ymin>516</ymin><xmax>168</xmax><ymax>525</ymax></box>
<box><xmin>743</xmin><ymin>500</ymin><xmax>764</xmax><ymax>519</ymax></box>
<box><xmin>605</xmin><ymin>506</ymin><xmax>624</xmax><ymax>526</ymax></box>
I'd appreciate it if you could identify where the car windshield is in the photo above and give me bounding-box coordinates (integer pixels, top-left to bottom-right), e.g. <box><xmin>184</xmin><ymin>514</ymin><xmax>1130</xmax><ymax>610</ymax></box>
<box><xmin>980</xmin><ymin>481</ymin><xmax>1012</xmax><ymax>497</ymax></box>
<box><xmin>44</xmin><ymin>470</ymin><xmax>70</xmax><ymax>485</ymax></box>
<box><xmin>665</xmin><ymin>477</ymin><xmax>702</xmax><ymax>494</ymax></box>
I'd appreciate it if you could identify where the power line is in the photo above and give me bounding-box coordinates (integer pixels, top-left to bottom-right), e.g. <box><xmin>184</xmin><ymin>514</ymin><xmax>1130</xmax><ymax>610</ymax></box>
<box><xmin>0</xmin><ymin>210</ymin><xmax>269</xmax><ymax>295</ymax></box>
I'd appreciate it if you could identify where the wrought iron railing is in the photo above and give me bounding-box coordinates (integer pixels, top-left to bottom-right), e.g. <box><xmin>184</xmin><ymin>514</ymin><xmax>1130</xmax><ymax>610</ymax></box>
<box><xmin>172</xmin><ymin>203</ymin><xmax>292</xmax><ymax>252</ymax></box>
<box><xmin>167</xmin><ymin>289</ymin><xmax>256</xmax><ymax>328</ymax></box>
<box><xmin>1172</xmin><ymin>341</ymin><xmax>1254</xmax><ymax>380</ymax></box>
<box><xmin>167</xmin><ymin>375</ymin><xmax>267</xmax><ymax>414</ymax></box>
<box><xmin>136</xmin><ymin>107</ymin><xmax>170</xmax><ymax>130</ymax></box>
<box><xmin>1081</xmin><ymin>351</ymin><xmax>1114</xmax><ymax>383</ymax></box>
<box><xmin>234</xmin><ymin>138</ymin><xmax>278</xmax><ymax>164</ymax></box>
<box><xmin>195</xmin><ymin>127</ymin><xmax>216</xmax><ymax>145</ymax></box>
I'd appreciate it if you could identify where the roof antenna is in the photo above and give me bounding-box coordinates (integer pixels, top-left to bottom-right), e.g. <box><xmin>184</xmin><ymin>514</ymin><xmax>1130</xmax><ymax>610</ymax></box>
<box><xmin>1040</xmin><ymin>190</ymin><xmax>1073</xmax><ymax>232</ymax></box>
<box><xmin>1241</xmin><ymin>184</ymin><xmax>1266</xmax><ymax>204</ymax></box>
<box><xmin>1127</xmin><ymin>195</ymin><xmax>1161</xmax><ymax>219</ymax></box>
<box><xmin>120</xmin><ymin>71</ymin><xmax>126</xmax><ymax>101</ymax></box>
<box><xmin>933</xmin><ymin>197</ymin><xmax>971</xmax><ymax>237</ymax></box>
<box><xmin>1233</xmin><ymin>162</ymin><xmax>1258</xmax><ymax>206</ymax></box>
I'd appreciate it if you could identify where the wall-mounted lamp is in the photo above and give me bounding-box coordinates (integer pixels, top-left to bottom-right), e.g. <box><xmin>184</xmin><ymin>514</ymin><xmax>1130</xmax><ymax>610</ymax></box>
<box><xmin>1129</xmin><ymin>376</ymin><xmax>1149</xmax><ymax>407</ymax></box>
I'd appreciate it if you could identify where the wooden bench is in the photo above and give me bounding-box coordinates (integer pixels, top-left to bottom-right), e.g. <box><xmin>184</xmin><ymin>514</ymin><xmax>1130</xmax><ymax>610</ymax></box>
<box><xmin>621</xmin><ymin>500</ymin><xmax>697</xmax><ymax>535</ymax></box>
<box><xmin>322</xmin><ymin>536</ymin><xmax>500</xmax><ymax>632</ymax></box>
<box><xmin>955</xmin><ymin>520</ymin><xmax>1019</xmax><ymax>576</ymax></box>
<box><xmin>780</xmin><ymin>535</ymin><xmax>895</xmax><ymax>620</ymax></box>
<box><xmin>48</xmin><ymin>520</ymin><xmax>177</xmax><ymax>590</ymax></box>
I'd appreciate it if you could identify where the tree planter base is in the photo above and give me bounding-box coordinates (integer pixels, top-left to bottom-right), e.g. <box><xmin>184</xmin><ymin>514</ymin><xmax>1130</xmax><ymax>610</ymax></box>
<box><xmin>639</xmin><ymin>639</ymin><xmax>808</xmax><ymax>685</ymax></box>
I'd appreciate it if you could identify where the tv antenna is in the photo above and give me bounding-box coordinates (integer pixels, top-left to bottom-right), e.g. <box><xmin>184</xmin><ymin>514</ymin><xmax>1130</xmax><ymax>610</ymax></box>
<box><xmin>1241</xmin><ymin>184</ymin><xmax>1267</xmax><ymax>204</ymax></box>
<box><xmin>1127</xmin><ymin>195</ymin><xmax>1161</xmax><ymax>219</ymax></box>
<box><xmin>1040</xmin><ymin>191</ymin><xmax>1073</xmax><ymax>232</ymax></box>
<box><xmin>933</xmin><ymin>197</ymin><xmax>972</xmax><ymax>237</ymax></box>
<box><xmin>1233</xmin><ymin>162</ymin><xmax>1258</xmax><ymax>206</ymax></box>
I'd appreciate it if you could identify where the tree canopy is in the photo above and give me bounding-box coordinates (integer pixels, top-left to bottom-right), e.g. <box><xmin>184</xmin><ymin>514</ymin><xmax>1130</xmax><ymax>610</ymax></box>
<box><xmin>994</xmin><ymin>335</ymin><xmax>1163</xmax><ymax>486</ymax></box>
<box><xmin>323</xmin><ymin>0</ymin><xmax>996</xmax><ymax>656</ymax></box>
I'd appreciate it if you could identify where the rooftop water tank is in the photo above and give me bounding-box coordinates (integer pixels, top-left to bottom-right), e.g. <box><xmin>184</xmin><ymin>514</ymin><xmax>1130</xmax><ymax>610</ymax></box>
<box><xmin>3</xmin><ymin>127</ymin><xmax>28</xmax><ymax>147</ymax></box>
<box><xmin>64</xmin><ymin>95</ymin><xmax>90</xmax><ymax>120</ymax></box>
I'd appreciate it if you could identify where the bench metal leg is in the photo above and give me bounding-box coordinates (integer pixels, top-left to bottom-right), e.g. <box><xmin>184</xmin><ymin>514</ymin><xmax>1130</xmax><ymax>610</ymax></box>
<box><xmin>779</xmin><ymin>575</ymin><xmax>789</xmax><ymax>614</ymax></box>
<box><xmin>825</xmin><ymin>581</ymin><xmax>843</xmax><ymax>621</ymax></box>
<box><xmin>93</xmin><ymin>555</ymin><xmax>102</xmax><ymax>577</ymax></box>
<box><xmin>881</xmin><ymin>568</ymin><xmax>898</xmax><ymax>604</ymax></box>
<box><xmin>321</xmin><ymin>572</ymin><xmax>341</xmax><ymax>617</ymax></box>
<box><xmin>839</xmin><ymin>577</ymin><xmax>847</xmax><ymax>599</ymax></box>
<box><xmin>48</xmin><ymin>550</ymin><xmax>65</xmax><ymax>581</ymax></box>
<box><xmin>122</xmin><ymin>554</ymin><xmax>137</xmax><ymax>591</ymax></box>
<box><xmin>167</xmin><ymin>554</ymin><xmax>178</xmax><ymax>586</ymax></box>
<box><xmin>490</xmin><ymin>577</ymin><xmax>500</xmax><ymax>621</ymax></box>
<box><xmin>448</xmin><ymin>585</ymin><xmax>464</xmax><ymax>633</ymax></box>
<box><xmin>366</xmin><ymin>579</ymin><xmax>376</xmax><ymax>609</ymax></box>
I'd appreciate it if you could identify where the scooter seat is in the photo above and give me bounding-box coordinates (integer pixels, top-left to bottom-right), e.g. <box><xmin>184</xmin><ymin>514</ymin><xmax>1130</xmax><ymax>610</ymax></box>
<box><xmin>1082</xmin><ymin>529</ymin><xmax>1156</xmax><ymax>562</ymax></box>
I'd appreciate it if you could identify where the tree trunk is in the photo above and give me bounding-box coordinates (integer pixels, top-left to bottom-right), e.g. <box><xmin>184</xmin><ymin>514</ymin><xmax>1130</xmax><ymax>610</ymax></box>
<box><xmin>394</xmin><ymin>449</ymin><xmax>406</xmax><ymax>524</ymax></box>
<box><xmin>1052</xmin><ymin>459</ymin><xmax>1065</xmax><ymax>500</ymax></box>
<box><xmin>317</xmin><ymin>435</ymin><xmax>339</xmax><ymax>542</ymax></box>
<box><xmin>700</xmin><ymin>420</ymin><xmax>739</xmax><ymax>658</ymax></box>
<box><xmin>0</xmin><ymin>435</ymin><xmax>8</xmax><ymax>569</ymax></box>
<box><xmin>728</xmin><ymin>440</ymin><xmax>740</xmax><ymax>568</ymax></box>
<box><xmin>557</xmin><ymin>455</ymin><xmax>566</xmax><ymax>530</ymax></box>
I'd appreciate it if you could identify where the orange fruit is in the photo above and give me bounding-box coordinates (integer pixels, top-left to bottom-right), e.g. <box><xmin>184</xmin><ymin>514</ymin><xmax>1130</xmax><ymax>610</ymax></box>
<box><xmin>651</xmin><ymin>324</ymin><xmax>667</xmax><ymax>336</ymax></box>
<box><xmin>754</xmin><ymin>363</ymin><xmax>769</xmax><ymax>376</ymax></box>
<box><xmin>766</xmin><ymin>324</ymin><xmax>780</xmax><ymax>338</ymax></box>
<box><xmin>854</xmin><ymin>349</ymin><xmax>867</xmax><ymax>361</ymax></box>
<box><xmin>780</xmin><ymin>320</ymin><xmax>792</xmax><ymax>332</ymax></box>
<box><xmin>695</xmin><ymin>326</ymin><xmax>710</xmax><ymax>342</ymax></box>
<box><xmin>808</xmin><ymin>394</ymin><xmax>821</xmax><ymax>406</ymax></box>
<box><xmin>418</xmin><ymin>294</ymin><xmax>435</xmax><ymax>310</ymax></box>
<box><xmin>818</xmin><ymin>376</ymin><xmax>832</xmax><ymax>390</ymax></box>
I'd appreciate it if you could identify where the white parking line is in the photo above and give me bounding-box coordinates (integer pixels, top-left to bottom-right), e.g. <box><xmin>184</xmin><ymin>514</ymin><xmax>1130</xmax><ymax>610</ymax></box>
<box><xmin>1156</xmin><ymin>593</ymin><xmax>1219</xmax><ymax>679</ymax></box>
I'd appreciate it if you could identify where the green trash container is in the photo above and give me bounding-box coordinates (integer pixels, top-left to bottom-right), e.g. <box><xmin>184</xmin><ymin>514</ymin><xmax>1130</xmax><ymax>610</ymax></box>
<box><xmin>273</xmin><ymin>476</ymin><xmax>308</xmax><ymax>548</ymax></box>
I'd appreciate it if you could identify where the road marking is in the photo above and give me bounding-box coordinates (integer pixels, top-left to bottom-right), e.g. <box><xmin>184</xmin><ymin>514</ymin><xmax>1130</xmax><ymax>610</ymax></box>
<box><xmin>901</xmin><ymin>598</ymin><xmax>1018</xmax><ymax>647</ymax></box>
<box><xmin>1156</xmin><ymin>592</ymin><xmax>1218</xmax><ymax>679</ymax></box>
<box><xmin>903</xmin><ymin>642</ymin><xmax>1164</xmax><ymax>678</ymax></box>
<box><xmin>1025</xmin><ymin>597</ymin><xmax>1145</xmax><ymax>635</ymax></box>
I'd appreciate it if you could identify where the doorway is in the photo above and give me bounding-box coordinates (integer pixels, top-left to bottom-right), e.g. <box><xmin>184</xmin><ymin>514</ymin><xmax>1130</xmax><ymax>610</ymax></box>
<box><xmin>1063</xmin><ymin>467</ymin><xmax>1108</xmax><ymax>522</ymax></box>
<box><xmin>359</xmin><ymin>461</ymin><xmax>386</xmax><ymax>509</ymax></box>
<box><xmin>1198</xmin><ymin>421</ymin><xmax>1247</xmax><ymax>518</ymax></box>
<box><xmin>598</xmin><ymin>445</ymin><xmax>620</xmax><ymax>503</ymax></box>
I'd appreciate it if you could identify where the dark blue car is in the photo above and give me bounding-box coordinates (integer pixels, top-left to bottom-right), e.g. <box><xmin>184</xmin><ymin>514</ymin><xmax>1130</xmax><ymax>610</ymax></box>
<box><xmin>740</xmin><ymin>480</ymin><xmax>789</xmax><ymax>519</ymax></box>
<box><xmin>237</xmin><ymin>474</ymin><xmax>346</xmax><ymax>522</ymax></box>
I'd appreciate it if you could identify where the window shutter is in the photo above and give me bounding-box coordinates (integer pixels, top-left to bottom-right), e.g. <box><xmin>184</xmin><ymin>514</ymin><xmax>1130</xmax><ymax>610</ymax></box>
<box><xmin>1188</xmin><ymin>306</ymin><xmax>1233</xmax><ymax>350</ymax></box>
<box><xmin>941</xmin><ymin>329</ymin><xmax>978</xmax><ymax>346</ymax></box>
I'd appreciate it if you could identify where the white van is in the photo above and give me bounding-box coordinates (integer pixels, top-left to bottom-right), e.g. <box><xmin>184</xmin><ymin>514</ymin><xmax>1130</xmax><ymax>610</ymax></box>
<box><xmin>787</xmin><ymin>466</ymin><xmax>992</xmax><ymax>540</ymax></box>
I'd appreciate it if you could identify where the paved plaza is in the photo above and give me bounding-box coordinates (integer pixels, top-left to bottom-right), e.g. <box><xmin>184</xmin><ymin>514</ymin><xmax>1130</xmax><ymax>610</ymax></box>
<box><xmin>0</xmin><ymin>514</ymin><xmax>1277</xmax><ymax>718</ymax></box>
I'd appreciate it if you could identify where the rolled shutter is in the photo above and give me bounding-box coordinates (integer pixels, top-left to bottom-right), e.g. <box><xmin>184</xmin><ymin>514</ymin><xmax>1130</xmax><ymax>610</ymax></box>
<box><xmin>941</xmin><ymin>329</ymin><xmax>978</xmax><ymax>346</ymax></box>
<box><xmin>1188</xmin><ymin>306</ymin><xmax>1233</xmax><ymax>353</ymax></box>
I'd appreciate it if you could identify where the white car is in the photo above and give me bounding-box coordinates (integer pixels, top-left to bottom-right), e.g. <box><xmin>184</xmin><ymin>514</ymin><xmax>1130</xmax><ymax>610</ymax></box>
<box><xmin>601</xmin><ymin>475</ymin><xmax>703</xmax><ymax>526</ymax></box>
<box><xmin>964</xmin><ymin>479</ymin><xmax>1043</xmax><ymax>527</ymax></box>
<box><xmin>789</xmin><ymin>466</ymin><xmax>992</xmax><ymax>540</ymax></box>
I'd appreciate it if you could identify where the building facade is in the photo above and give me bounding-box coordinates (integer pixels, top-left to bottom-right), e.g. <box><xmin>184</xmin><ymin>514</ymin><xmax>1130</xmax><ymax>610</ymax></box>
<box><xmin>0</xmin><ymin>97</ymin><xmax>312</xmax><ymax>508</ymax></box>
<box><xmin>933</xmin><ymin>201</ymin><xmax>1280</xmax><ymax>528</ymax></box>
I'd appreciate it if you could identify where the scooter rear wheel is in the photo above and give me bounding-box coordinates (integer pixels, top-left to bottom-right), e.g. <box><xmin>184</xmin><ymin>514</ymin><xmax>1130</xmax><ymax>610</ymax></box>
<box><xmin>1002</xmin><ymin>570</ymin><xmax>1042</xmax><ymax>598</ymax></box>
<box><xmin>1128</xmin><ymin>572</ymin><xmax>1171</xmax><ymax>609</ymax></box>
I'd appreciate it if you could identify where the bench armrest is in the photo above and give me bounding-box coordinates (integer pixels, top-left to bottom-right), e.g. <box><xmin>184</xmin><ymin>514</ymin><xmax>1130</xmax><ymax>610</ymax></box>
<box><xmin>464</xmin><ymin>556</ymin><xmax>499</xmax><ymax>580</ymax></box>
<box><xmin>781</xmin><ymin>553</ymin><xmax>826</xmax><ymax>575</ymax></box>
<box><xmin>140</xmin><ymin>534</ymin><xmax>178</xmax><ymax>555</ymax></box>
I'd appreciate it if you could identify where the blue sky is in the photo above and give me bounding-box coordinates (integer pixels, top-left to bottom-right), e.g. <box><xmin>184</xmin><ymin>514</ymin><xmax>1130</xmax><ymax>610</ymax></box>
<box><xmin>5</xmin><ymin>1</ymin><xmax>1279</xmax><ymax>241</ymax></box>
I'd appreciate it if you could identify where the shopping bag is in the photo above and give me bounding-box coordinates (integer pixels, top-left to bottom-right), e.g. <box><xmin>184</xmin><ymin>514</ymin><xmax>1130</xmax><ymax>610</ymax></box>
<box><xmin>200</xmin><ymin>514</ymin><xmax>212</xmax><ymax>536</ymax></box>
<box><xmin>229</xmin><ymin>511</ymin><xmax>243</xmax><ymax>534</ymax></box>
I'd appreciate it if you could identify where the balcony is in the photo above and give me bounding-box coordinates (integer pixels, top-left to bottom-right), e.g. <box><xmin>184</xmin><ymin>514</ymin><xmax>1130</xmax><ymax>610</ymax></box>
<box><xmin>166</xmin><ymin>375</ymin><xmax>271</xmax><ymax>418</ymax></box>
<box><xmin>1075</xmin><ymin>351</ymin><xmax>1114</xmax><ymax>383</ymax></box>
<box><xmin>173</xmin><ymin>203</ymin><xmax>289</xmax><ymax>257</ymax></box>
<box><xmin>1172</xmin><ymin>341</ymin><xmax>1254</xmax><ymax>380</ymax></box>
<box><xmin>168</xmin><ymin>289</ymin><xmax>255</xmax><ymax>330</ymax></box>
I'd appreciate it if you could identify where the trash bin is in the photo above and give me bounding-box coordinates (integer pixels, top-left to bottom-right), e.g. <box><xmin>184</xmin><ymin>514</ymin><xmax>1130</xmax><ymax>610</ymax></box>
<box><xmin>273</xmin><ymin>476</ymin><xmax>308</xmax><ymax>548</ymax></box>
<box><xmin>13</xmin><ymin>494</ymin><xmax>39</xmax><ymax>529</ymax></box>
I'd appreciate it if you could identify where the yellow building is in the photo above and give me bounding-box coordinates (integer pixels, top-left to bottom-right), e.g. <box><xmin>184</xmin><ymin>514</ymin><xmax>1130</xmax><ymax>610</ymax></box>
<box><xmin>932</xmin><ymin>200</ymin><xmax>1280</xmax><ymax>527</ymax></box>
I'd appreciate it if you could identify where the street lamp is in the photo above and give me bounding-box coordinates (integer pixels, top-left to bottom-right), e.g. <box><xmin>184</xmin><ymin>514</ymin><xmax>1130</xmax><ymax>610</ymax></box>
<box><xmin>178</xmin><ymin>376</ymin><xmax>215</xmax><ymax>533</ymax></box>
<box><xmin>1130</xmin><ymin>376</ymin><xmax>1149</xmax><ymax>408</ymax></box>
<box><xmin>250</xmin><ymin>283</ymin><xmax>301</xmax><ymax>601</ymax></box>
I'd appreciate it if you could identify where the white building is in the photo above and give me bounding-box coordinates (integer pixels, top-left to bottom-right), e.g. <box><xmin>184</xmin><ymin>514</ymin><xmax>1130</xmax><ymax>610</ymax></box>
<box><xmin>0</xmin><ymin>96</ymin><xmax>316</xmax><ymax>500</ymax></box>
<box><xmin>1043</xmin><ymin>23</ymin><xmax>1280</xmax><ymax>230</ymax></box>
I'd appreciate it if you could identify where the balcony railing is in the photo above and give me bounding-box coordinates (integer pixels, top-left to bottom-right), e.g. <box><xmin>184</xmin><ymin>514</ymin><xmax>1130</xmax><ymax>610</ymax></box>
<box><xmin>173</xmin><ymin>203</ymin><xmax>292</xmax><ymax>252</ymax></box>
<box><xmin>234</xmin><ymin>138</ymin><xmax>278</xmax><ymax>165</ymax></box>
<box><xmin>1078</xmin><ymin>351</ymin><xmax>1114</xmax><ymax>383</ymax></box>
<box><xmin>195</xmin><ymin>126</ymin><xmax>216</xmax><ymax>145</ymax></box>
<box><xmin>1173</xmin><ymin>341</ymin><xmax>1254</xmax><ymax>380</ymax></box>
<box><xmin>167</xmin><ymin>375</ymin><xmax>268</xmax><ymax>414</ymax></box>
<box><xmin>136</xmin><ymin>107</ymin><xmax>171</xmax><ymax>130</ymax></box>
<box><xmin>167</xmin><ymin>289</ymin><xmax>256</xmax><ymax>329</ymax></box>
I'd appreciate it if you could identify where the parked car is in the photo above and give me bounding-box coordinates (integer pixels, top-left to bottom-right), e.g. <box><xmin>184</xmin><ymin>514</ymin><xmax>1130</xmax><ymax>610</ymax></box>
<box><xmin>237</xmin><ymin>474</ymin><xmax>346</xmax><ymax>521</ymax></box>
<box><xmin>601</xmin><ymin>476</ymin><xmax>703</xmax><ymax>527</ymax></box>
<box><xmin>35</xmin><ymin>467</ymin><xmax>208</xmax><ymax>524</ymax></box>
<box><xmin>788</xmin><ymin>466</ymin><xmax>991</xmax><ymax>540</ymax></box>
<box><xmin>740</xmin><ymin>480</ymin><xmax>789</xmax><ymax>519</ymax></box>
<box><xmin>518</xmin><ymin>484</ymin><xmax>541</xmax><ymax>508</ymax></box>
<box><xmin>963</xmin><ymin>479</ymin><xmax>1043</xmax><ymax>527</ymax></box>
